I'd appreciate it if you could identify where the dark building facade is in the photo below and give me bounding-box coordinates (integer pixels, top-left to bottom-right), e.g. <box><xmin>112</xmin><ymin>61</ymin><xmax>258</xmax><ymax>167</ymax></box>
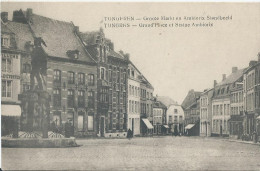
<box><xmin>79</xmin><ymin>29</ymin><xmax>129</xmax><ymax>137</ymax></box>
<box><xmin>181</xmin><ymin>89</ymin><xmax>201</xmax><ymax>136</ymax></box>
<box><xmin>243</xmin><ymin>56</ymin><xmax>260</xmax><ymax>142</ymax></box>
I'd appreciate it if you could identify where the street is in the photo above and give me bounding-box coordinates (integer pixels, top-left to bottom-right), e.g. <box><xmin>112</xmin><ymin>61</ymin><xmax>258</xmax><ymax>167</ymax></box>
<box><xmin>2</xmin><ymin>136</ymin><xmax>260</xmax><ymax>170</ymax></box>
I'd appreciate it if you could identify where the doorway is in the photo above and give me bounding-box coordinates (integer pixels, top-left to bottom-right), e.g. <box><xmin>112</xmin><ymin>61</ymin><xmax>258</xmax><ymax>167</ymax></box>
<box><xmin>132</xmin><ymin>119</ymin><xmax>134</xmax><ymax>135</ymax></box>
<box><xmin>101</xmin><ymin>117</ymin><xmax>105</xmax><ymax>137</ymax></box>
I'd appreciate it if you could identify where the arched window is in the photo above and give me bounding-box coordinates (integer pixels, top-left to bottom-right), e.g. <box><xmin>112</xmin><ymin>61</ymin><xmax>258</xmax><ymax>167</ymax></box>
<box><xmin>101</xmin><ymin>68</ymin><xmax>105</xmax><ymax>80</ymax></box>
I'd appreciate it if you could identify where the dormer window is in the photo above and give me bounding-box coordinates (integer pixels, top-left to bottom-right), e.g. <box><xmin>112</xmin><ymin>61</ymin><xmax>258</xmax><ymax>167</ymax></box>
<box><xmin>131</xmin><ymin>70</ymin><xmax>135</xmax><ymax>77</ymax></box>
<box><xmin>66</xmin><ymin>50</ymin><xmax>80</xmax><ymax>59</ymax></box>
<box><xmin>1</xmin><ymin>34</ymin><xmax>10</xmax><ymax>48</ymax></box>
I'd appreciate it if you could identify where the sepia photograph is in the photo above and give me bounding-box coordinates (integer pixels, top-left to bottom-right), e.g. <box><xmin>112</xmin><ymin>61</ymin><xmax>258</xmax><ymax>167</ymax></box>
<box><xmin>1</xmin><ymin>1</ymin><xmax>260</xmax><ymax>170</ymax></box>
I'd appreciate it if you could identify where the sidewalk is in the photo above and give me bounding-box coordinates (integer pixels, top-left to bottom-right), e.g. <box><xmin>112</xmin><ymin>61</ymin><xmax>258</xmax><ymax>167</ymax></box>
<box><xmin>225</xmin><ymin>138</ymin><xmax>260</xmax><ymax>146</ymax></box>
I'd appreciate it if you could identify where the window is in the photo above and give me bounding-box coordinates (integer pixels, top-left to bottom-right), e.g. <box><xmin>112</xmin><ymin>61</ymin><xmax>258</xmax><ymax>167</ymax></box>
<box><xmin>100</xmin><ymin>68</ymin><xmax>105</xmax><ymax>80</ymax></box>
<box><xmin>88</xmin><ymin>91</ymin><xmax>94</xmax><ymax>108</ymax></box>
<box><xmin>174</xmin><ymin>109</ymin><xmax>178</xmax><ymax>114</ymax></box>
<box><xmin>88</xmin><ymin>116</ymin><xmax>94</xmax><ymax>130</ymax></box>
<box><xmin>117</xmin><ymin>71</ymin><xmax>120</xmax><ymax>83</ymax></box>
<box><xmin>23</xmin><ymin>64</ymin><xmax>31</xmax><ymax>73</ymax></box>
<box><xmin>88</xmin><ymin>74</ymin><xmax>94</xmax><ymax>86</ymax></box>
<box><xmin>117</xmin><ymin>91</ymin><xmax>120</xmax><ymax>104</ymax></box>
<box><xmin>100</xmin><ymin>45</ymin><xmax>103</xmax><ymax>61</ymax></box>
<box><xmin>1</xmin><ymin>35</ymin><xmax>10</xmax><ymax>47</ymax></box>
<box><xmin>100</xmin><ymin>88</ymin><xmax>108</xmax><ymax>103</ymax></box>
<box><xmin>131</xmin><ymin>70</ymin><xmax>135</xmax><ymax>77</ymax></box>
<box><xmin>53</xmin><ymin>88</ymin><xmax>61</xmax><ymax>107</ymax></box>
<box><xmin>108</xmin><ymin>70</ymin><xmax>112</xmax><ymax>82</ymax></box>
<box><xmin>22</xmin><ymin>83</ymin><xmax>30</xmax><ymax>92</ymax></box>
<box><xmin>53</xmin><ymin>112</ymin><xmax>61</xmax><ymax>126</ymax></box>
<box><xmin>129</xmin><ymin>85</ymin><xmax>131</xmax><ymax>95</ymax></box>
<box><xmin>78</xmin><ymin>90</ymin><xmax>85</xmax><ymax>107</ymax></box>
<box><xmin>78</xmin><ymin>73</ymin><xmax>85</xmax><ymax>84</ymax></box>
<box><xmin>54</xmin><ymin>70</ymin><xmax>61</xmax><ymax>82</ymax></box>
<box><xmin>123</xmin><ymin>92</ymin><xmax>126</xmax><ymax>106</ymax></box>
<box><xmin>169</xmin><ymin>116</ymin><xmax>172</xmax><ymax>123</ymax></box>
<box><xmin>179</xmin><ymin>116</ymin><xmax>183</xmax><ymax>122</ymax></box>
<box><xmin>68</xmin><ymin>71</ymin><xmax>75</xmax><ymax>84</ymax></box>
<box><xmin>67</xmin><ymin>89</ymin><xmax>74</xmax><ymax>108</ymax></box>
<box><xmin>123</xmin><ymin>72</ymin><xmax>126</xmax><ymax>84</ymax></box>
<box><xmin>103</xmin><ymin>46</ymin><xmax>106</xmax><ymax>61</ymax></box>
<box><xmin>2</xmin><ymin>80</ymin><xmax>12</xmax><ymax>98</ymax></box>
<box><xmin>174</xmin><ymin>116</ymin><xmax>178</xmax><ymax>122</ymax></box>
<box><xmin>78</xmin><ymin>114</ymin><xmax>84</xmax><ymax>131</ymax></box>
<box><xmin>2</xmin><ymin>58</ymin><xmax>12</xmax><ymax>73</ymax></box>
<box><xmin>129</xmin><ymin>100</ymin><xmax>132</xmax><ymax>112</ymax></box>
<box><xmin>132</xmin><ymin>101</ymin><xmax>134</xmax><ymax>113</ymax></box>
<box><xmin>135</xmin><ymin>101</ymin><xmax>137</xmax><ymax>113</ymax></box>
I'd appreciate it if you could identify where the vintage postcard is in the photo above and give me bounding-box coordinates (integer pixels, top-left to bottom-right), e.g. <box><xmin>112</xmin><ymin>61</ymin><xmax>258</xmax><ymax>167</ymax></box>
<box><xmin>1</xmin><ymin>1</ymin><xmax>260</xmax><ymax>171</ymax></box>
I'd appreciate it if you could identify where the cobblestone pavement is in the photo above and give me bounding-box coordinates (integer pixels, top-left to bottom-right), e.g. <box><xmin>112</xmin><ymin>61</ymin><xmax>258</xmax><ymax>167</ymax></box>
<box><xmin>2</xmin><ymin>136</ymin><xmax>260</xmax><ymax>170</ymax></box>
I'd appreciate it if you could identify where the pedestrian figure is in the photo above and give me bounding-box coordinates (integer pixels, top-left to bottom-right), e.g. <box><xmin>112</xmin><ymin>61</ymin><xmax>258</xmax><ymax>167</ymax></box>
<box><xmin>127</xmin><ymin>129</ymin><xmax>133</xmax><ymax>140</ymax></box>
<box><xmin>174</xmin><ymin>125</ymin><xmax>178</xmax><ymax>137</ymax></box>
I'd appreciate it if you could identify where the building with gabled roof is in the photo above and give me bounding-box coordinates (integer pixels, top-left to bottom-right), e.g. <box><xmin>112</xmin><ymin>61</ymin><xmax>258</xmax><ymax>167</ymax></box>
<box><xmin>10</xmin><ymin>8</ymin><xmax>98</xmax><ymax>137</ymax></box>
<box><xmin>200</xmin><ymin>88</ymin><xmax>214</xmax><ymax>137</ymax></box>
<box><xmin>1</xmin><ymin>12</ymin><xmax>34</xmax><ymax>136</ymax></box>
<box><xmin>181</xmin><ymin>89</ymin><xmax>202</xmax><ymax>136</ymax></box>
<box><xmin>212</xmin><ymin>67</ymin><xmax>244</xmax><ymax>137</ymax></box>
<box><xmin>153</xmin><ymin>99</ymin><xmax>167</xmax><ymax>135</ymax></box>
<box><xmin>79</xmin><ymin>28</ymin><xmax>129</xmax><ymax>138</ymax></box>
<box><xmin>127</xmin><ymin>60</ymin><xmax>155</xmax><ymax>136</ymax></box>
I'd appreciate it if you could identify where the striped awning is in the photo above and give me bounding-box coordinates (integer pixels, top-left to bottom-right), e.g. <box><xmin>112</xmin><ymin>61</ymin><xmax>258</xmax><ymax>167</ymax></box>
<box><xmin>163</xmin><ymin>125</ymin><xmax>169</xmax><ymax>128</ymax></box>
<box><xmin>142</xmin><ymin>119</ymin><xmax>153</xmax><ymax>129</ymax></box>
<box><xmin>185</xmin><ymin>124</ymin><xmax>195</xmax><ymax>130</ymax></box>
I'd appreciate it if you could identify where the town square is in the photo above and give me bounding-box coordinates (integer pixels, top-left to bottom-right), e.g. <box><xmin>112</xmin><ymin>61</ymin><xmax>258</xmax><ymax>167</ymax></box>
<box><xmin>2</xmin><ymin>136</ymin><xmax>260</xmax><ymax>170</ymax></box>
<box><xmin>1</xmin><ymin>2</ymin><xmax>260</xmax><ymax>171</ymax></box>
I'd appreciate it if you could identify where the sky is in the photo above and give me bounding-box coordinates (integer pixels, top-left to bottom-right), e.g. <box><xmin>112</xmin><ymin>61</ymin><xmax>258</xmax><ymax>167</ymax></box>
<box><xmin>1</xmin><ymin>2</ymin><xmax>260</xmax><ymax>104</ymax></box>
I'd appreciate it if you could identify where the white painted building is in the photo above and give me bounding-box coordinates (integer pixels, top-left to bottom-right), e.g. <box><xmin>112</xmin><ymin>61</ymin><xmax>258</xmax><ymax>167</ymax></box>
<box><xmin>200</xmin><ymin>88</ymin><xmax>214</xmax><ymax>137</ymax></box>
<box><xmin>128</xmin><ymin>62</ymin><xmax>142</xmax><ymax>136</ymax></box>
<box><xmin>166</xmin><ymin>104</ymin><xmax>184</xmax><ymax>133</ymax></box>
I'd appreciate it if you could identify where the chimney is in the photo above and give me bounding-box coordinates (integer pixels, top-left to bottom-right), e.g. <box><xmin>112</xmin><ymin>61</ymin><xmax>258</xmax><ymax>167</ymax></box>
<box><xmin>1</xmin><ymin>12</ymin><xmax>8</xmax><ymax>23</ymax></box>
<box><xmin>222</xmin><ymin>74</ymin><xmax>226</xmax><ymax>81</ymax></box>
<box><xmin>26</xmin><ymin>8</ymin><xmax>33</xmax><ymax>22</ymax></box>
<box><xmin>214</xmin><ymin>80</ymin><xmax>217</xmax><ymax>87</ymax></box>
<box><xmin>232</xmin><ymin>67</ymin><xmax>238</xmax><ymax>73</ymax></box>
<box><xmin>124</xmin><ymin>53</ymin><xmax>130</xmax><ymax>61</ymax></box>
<box><xmin>74</xmin><ymin>26</ymin><xmax>79</xmax><ymax>34</ymax></box>
<box><xmin>249</xmin><ymin>60</ymin><xmax>257</xmax><ymax>67</ymax></box>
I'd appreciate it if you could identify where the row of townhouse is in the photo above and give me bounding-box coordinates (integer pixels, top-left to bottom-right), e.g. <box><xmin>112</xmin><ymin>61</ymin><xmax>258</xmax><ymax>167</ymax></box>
<box><xmin>182</xmin><ymin>54</ymin><xmax>260</xmax><ymax>141</ymax></box>
<box><xmin>1</xmin><ymin>9</ymin><xmax>155</xmax><ymax>138</ymax></box>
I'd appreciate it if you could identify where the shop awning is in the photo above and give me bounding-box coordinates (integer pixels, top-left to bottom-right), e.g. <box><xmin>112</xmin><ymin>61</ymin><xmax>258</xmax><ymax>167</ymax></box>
<box><xmin>1</xmin><ymin>105</ymin><xmax>21</xmax><ymax>116</ymax></box>
<box><xmin>185</xmin><ymin>124</ymin><xmax>195</xmax><ymax>130</ymax></box>
<box><xmin>142</xmin><ymin>119</ymin><xmax>153</xmax><ymax>129</ymax></box>
<box><xmin>163</xmin><ymin>125</ymin><xmax>169</xmax><ymax>128</ymax></box>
